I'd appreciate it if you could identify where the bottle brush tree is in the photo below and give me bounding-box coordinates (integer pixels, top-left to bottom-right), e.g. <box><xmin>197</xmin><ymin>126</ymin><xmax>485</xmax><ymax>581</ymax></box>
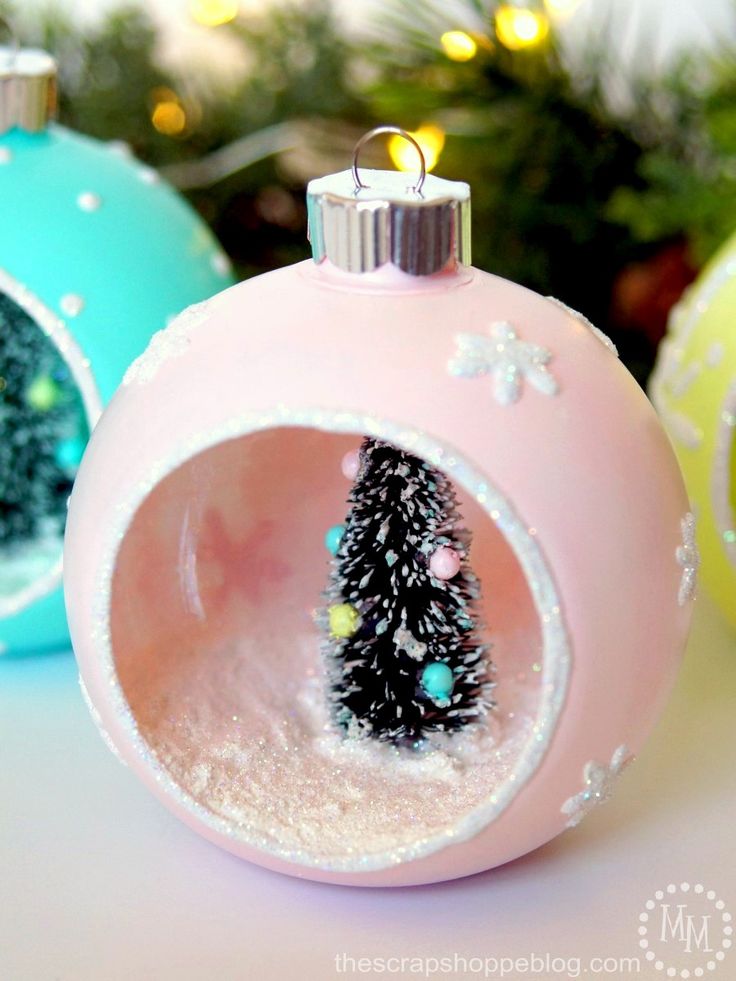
<box><xmin>323</xmin><ymin>438</ymin><xmax>493</xmax><ymax>745</ymax></box>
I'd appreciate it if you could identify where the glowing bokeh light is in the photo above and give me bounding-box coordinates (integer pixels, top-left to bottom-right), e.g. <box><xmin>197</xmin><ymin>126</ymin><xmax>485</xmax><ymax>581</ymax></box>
<box><xmin>544</xmin><ymin>0</ymin><xmax>584</xmax><ymax>18</ymax></box>
<box><xmin>495</xmin><ymin>6</ymin><xmax>550</xmax><ymax>50</ymax></box>
<box><xmin>152</xmin><ymin>100</ymin><xmax>187</xmax><ymax>137</ymax></box>
<box><xmin>440</xmin><ymin>30</ymin><xmax>478</xmax><ymax>62</ymax></box>
<box><xmin>190</xmin><ymin>0</ymin><xmax>239</xmax><ymax>28</ymax></box>
<box><xmin>388</xmin><ymin>124</ymin><xmax>446</xmax><ymax>175</ymax></box>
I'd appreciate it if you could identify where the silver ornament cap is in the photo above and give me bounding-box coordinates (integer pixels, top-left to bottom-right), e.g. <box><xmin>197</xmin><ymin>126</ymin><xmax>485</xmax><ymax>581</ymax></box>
<box><xmin>0</xmin><ymin>43</ymin><xmax>57</xmax><ymax>135</ymax></box>
<box><xmin>307</xmin><ymin>126</ymin><xmax>471</xmax><ymax>276</ymax></box>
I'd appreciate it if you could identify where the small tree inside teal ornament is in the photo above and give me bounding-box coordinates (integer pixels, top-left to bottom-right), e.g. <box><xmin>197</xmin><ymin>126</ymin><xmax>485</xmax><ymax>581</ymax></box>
<box><xmin>0</xmin><ymin>293</ymin><xmax>88</xmax><ymax>571</ymax></box>
<box><xmin>322</xmin><ymin>438</ymin><xmax>494</xmax><ymax>744</ymax></box>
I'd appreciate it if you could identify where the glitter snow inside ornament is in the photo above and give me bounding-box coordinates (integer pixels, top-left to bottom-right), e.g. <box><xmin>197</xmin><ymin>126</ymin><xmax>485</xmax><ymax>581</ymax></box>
<box><xmin>651</xmin><ymin>232</ymin><xmax>736</xmax><ymax>627</ymax></box>
<box><xmin>0</xmin><ymin>37</ymin><xmax>234</xmax><ymax>656</ymax></box>
<box><xmin>66</xmin><ymin>127</ymin><xmax>694</xmax><ymax>886</ymax></box>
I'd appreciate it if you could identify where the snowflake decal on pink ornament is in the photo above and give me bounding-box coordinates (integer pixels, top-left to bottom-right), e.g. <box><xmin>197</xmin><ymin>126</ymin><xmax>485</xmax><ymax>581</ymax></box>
<box><xmin>676</xmin><ymin>511</ymin><xmax>700</xmax><ymax>606</ymax></box>
<box><xmin>561</xmin><ymin>744</ymin><xmax>634</xmax><ymax>829</ymax></box>
<box><xmin>449</xmin><ymin>321</ymin><xmax>558</xmax><ymax>405</ymax></box>
<box><xmin>123</xmin><ymin>298</ymin><xmax>212</xmax><ymax>386</ymax></box>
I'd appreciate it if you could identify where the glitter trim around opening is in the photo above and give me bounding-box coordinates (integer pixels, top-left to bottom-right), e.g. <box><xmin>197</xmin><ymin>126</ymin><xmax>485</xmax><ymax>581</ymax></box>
<box><xmin>713</xmin><ymin>381</ymin><xmax>736</xmax><ymax>568</ymax></box>
<box><xmin>0</xmin><ymin>267</ymin><xmax>103</xmax><ymax>620</ymax></box>
<box><xmin>90</xmin><ymin>409</ymin><xmax>572</xmax><ymax>872</ymax></box>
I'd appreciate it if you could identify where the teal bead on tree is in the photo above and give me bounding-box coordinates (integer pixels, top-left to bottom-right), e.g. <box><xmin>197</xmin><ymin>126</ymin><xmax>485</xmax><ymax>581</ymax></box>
<box><xmin>421</xmin><ymin>662</ymin><xmax>455</xmax><ymax>704</ymax></box>
<box><xmin>324</xmin><ymin>524</ymin><xmax>345</xmax><ymax>556</ymax></box>
<box><xmin>0</xmin><ymin>43</ymin><xmax>235</xmax><ymax>656</ymax></box>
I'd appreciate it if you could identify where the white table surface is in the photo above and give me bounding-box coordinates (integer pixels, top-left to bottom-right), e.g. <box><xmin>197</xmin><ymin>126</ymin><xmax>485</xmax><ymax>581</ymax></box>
<box><xmin>1</xmin><ymin>595</ymin><xmax>734</xmax><ymax>981</ymax></box>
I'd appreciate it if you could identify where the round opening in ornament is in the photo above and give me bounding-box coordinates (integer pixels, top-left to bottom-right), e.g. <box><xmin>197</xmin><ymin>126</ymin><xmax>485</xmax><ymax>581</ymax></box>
<box><xmin>0</xmin><ymin>276</ymin><xmax>99</xmax><ymax>619</ymax></box>
<box><xmin>107</xmin><ymin>422</ymin><xmax>570</xmax><ymax>872</ymax></box>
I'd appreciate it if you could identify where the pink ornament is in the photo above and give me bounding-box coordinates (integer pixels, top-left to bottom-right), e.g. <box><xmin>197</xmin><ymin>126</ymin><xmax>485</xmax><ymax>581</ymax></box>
<box><xmin>429</xmin><ymin>545</ymin><xmax>461</xmax><ymax>580</ymax></box>
<box><xmin>65</xmin><ymin>147</ymin><xmax>693</xmax><ymax>888</ymax></box>
<box><xmin>341</xmin><ymin>448</ymin><xmax>360</xmax><ymax>481</ymax></box>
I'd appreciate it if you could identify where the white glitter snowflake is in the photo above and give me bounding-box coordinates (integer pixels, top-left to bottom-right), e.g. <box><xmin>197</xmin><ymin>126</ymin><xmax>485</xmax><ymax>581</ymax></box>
<box><xmin>561</xmin><ymin>744</ymin><xmax>633</xmax><ymax>829</ymax></box>
<box><xmin>449</xmin><ymin>321</ymin><xmax>559</xmax><ymax>406</ymax></box>
<box><xmin>546</xmin><ymin>295</ymin><xmax>619</xmax><ymax>357</ymax></box>
<box><xmin>676</xmin><ymin>511</ymin><xmax>700</xmax><ymax>606</ymax></box>
<box><xmin>123</xmin><ymin>298</ymin><xmax>212</xmax><ymax>386</ymax></box>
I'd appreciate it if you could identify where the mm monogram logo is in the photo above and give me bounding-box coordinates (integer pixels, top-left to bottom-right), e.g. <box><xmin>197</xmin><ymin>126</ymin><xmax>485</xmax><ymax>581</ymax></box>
<box><xmin>659</xmin><ymin>903</ymin><xmax>712</xmax><ymax>953</ymax></box>
<box><xmin>638</xmin><ymin>883</ymin><xmax>732</xmax><ymax>977</ymax></box>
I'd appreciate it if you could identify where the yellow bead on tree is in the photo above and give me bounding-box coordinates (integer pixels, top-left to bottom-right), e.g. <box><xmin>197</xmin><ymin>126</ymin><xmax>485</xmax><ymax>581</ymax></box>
<box><xmin>329</xmin><ymin>603</ymin><xmax>360</xmax><ymax>638</ymax></box>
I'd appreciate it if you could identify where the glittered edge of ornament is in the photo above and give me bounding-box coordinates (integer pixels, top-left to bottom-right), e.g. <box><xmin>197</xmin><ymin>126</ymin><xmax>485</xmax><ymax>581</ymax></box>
<box><xmin>545</xmin><ymin>296</ymin><xmax>619</xmax><ymax>357</ymax></box>
<box><xmin>0</xmin><ymin>266</ymin><xmax>103</xmax><ymax>620</ymax></box>
<box><xmin>87</xmin><ymin>408</ymin><xmax>572</xmax><ymax>873</ymax></box>
<box><xmin>712</xmin><ymin>381</ymin><xmax>736</xmax><ymax>569</ymax></box>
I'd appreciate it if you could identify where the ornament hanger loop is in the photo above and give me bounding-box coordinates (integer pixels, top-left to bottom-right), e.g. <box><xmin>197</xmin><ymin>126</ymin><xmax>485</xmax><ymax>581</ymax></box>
<box><xmin>351</xmin><ymin>125</ymin><xmax>427</xmax><ymax>195</ymax></box>
<box><xmin>0</xmin><ymin>15</ymin><xmax>20</xmax><ymax>73</ymax></box>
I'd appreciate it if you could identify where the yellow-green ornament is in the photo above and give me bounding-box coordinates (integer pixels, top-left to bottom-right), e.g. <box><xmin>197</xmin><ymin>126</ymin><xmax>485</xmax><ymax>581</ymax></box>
<box><xmin>328</xmin><ymin>603</ymin><xmax>360</xmax><ymax>638</ymax></box>
<box><xmin>651</xmin><ymin>235</ymin><xmax>736</xmax><ymax>627</ymax></box>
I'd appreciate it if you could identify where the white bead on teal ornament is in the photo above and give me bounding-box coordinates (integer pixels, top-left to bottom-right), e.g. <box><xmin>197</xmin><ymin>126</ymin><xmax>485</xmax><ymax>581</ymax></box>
<box><xmin>325</xmin><ymin>524</ymin><xmax>345</xmax><ymax>555</ymax></box>
<box><xmin>0</xmin><ymin>43</ymin><xmax>236</xmax><ymax>657</ymax></box>
<box><xmin>421</xmin><ymin>662</ymin><xmax>455</xmax><ymax>703</ymax></box>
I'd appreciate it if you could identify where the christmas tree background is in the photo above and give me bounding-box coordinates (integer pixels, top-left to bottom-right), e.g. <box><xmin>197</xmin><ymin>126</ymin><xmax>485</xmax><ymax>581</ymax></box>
<box><xmin>1</xmin><ymin>0</ymin><xmax>735</xmax><ymax>385</ymax></box>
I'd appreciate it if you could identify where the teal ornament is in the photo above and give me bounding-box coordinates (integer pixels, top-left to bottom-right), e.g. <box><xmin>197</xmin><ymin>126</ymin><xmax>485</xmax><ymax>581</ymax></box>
<box><xmin>54</xmin><ymin>435</ymin><xmax>87</xmax><ymax>473</ymax></box>
<box><xmin>325</xmin><ymin>524</ymin><xmax>345</xmax><ymax>555</ymax></box>
<box><xmin>421</xmin><ymin>662</ymin><xmax>455</xmax><ymax>703</ymax></box>
<box><xmin>0</xmin><ymin>45</ymin><xmax>235</xmax><ymax>657</ymax></box>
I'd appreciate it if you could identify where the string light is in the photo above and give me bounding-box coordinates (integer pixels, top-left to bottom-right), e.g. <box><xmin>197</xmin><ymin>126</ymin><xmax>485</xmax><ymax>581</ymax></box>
<box><xmin>150</xmin><ymin>88</ymin><xmax>188</xmax><ymax>137</ymax></box>
<box><xmin>389</xmin><ymin>124</ymin><xmax>446</xmax><ymax>174</ymax></box>
<box><xmin>544</xmin><ymin>0</ymin><xmax>584</xmax><ymax>18</ymax></box>
<box><xmin>440</xmin><ymin>30</ymin><xmax>478</xmax><ymax>62</ymax></box>
<box><xmin>495</xmin><ymin>5</ymin><xmax>550</xmax><ymax>50</ymax></box>
<box><xmin>152</xmin><ymin>101</ymin><xmax>187</xmax><ymax>136</ymax></box>
<box><xmin>190</xmin><ymin>0</ymin><xmax>238</xmax><ymax>28</ymax></box>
